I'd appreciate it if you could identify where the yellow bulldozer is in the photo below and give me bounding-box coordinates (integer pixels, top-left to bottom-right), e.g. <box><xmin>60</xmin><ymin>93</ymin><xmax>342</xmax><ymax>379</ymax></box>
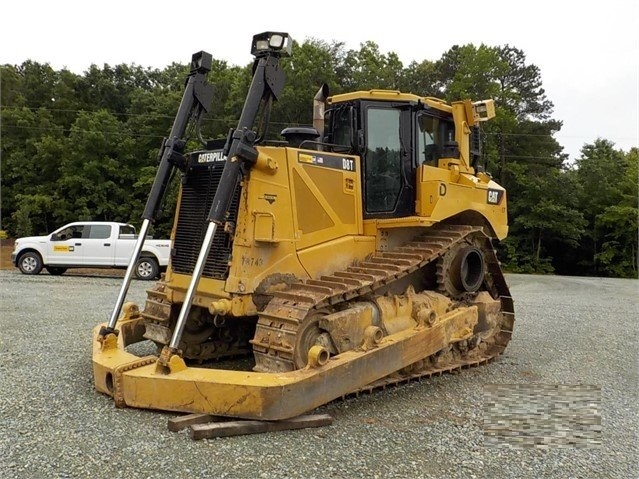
<box><xmin>93</xmin><ymin>32</ymin><xmax>514</xmax><ymax>421</ymax></box>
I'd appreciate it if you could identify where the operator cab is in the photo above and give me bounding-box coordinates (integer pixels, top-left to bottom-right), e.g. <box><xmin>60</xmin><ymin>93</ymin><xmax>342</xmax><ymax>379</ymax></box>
<box><xmin>325</xmin><ymin>92</ymin><xmax>457</xmax><ymax>220</ymax></box>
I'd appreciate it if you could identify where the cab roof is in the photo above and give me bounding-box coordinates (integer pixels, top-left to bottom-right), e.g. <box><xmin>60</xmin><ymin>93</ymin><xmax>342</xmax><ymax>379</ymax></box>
<box><xmin>327</xmin><ymin>90</ymin><xmax>453</xmax><ymax>113</ymax></box>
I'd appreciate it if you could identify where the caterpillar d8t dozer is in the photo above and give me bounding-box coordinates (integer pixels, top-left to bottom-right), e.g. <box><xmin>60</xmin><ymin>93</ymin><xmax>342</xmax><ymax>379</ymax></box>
<box><xmin>93</xmin><ymin>32</ymin><xmax>514</xmax><ymax>421</ymax></box>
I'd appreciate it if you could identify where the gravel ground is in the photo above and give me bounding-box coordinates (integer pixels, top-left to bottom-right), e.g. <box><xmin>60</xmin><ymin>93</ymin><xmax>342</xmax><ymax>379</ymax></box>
<box><xmin>0</xmin><ymin>270</ymin><xmax>637</xmax><ymax>479</ymax></box>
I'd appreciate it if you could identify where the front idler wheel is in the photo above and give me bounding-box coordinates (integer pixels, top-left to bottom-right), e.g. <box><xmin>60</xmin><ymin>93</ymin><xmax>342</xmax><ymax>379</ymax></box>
<box><xmin>439</xmin><ymin>244</ymin><xmax>486</xmax><ymax>297</ymax></box>
<box><xmin>450</xmin><ymin>245</ymin><xmax>485</xmax><ymax>293</ymax></box>
<box><xmin>293</xmin><ymin>311</ymin><xmax>335</xmax><ymax>369</ymax></box>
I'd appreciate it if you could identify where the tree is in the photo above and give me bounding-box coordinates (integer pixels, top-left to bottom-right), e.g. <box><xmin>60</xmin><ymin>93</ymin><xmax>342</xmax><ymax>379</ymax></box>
<box><xmin>50</xmin><ymin>68</ymin><xmax>83</xmax><ymax>129</ymax></box>
<box><xmin>398</xmin><ymin>59</ymin><xmax>439</xmax><ymax>97</ymax></box>
<box><xmin>575</xmin><ymin>141</ymin><xmax>638</xmax><ymax>277</ymax></box>
<box><xmin>55</xmin><ymin>110</ymin><xmax>137</xmax><ymax>224</ymax></box>
<box><xmin>1</xmin><ymin>65</ymin><xmax>24</xmax><ymax>107</ymax></box>
<box><xmin>204</xmin><ymin>60</ymin><xmax>247</xmax><ymax>139</ymax></box>
<box><xmin>1</xmin><ymin>105</ymin><xmax>64</xmax><ymax>235</ymax></box>
<box><xmin>339</xmin><ymin>41</ymin><xmax>404</xmax><ymax>91</ymax></box>
<box><xmin>434</xmin><ymin>43</ymin><xmax>572</xmax><ymax>273</ymax></box>
<box><xmin>16</xmin><ymin>61</ymin><xmax>59</xmax><ymax>111</ymax></box>
<box><xmin>504</xmin><ymin>163</ymin><xmax>586</xmax><ymax>273</ymax></box>
<box><xmin>274</xmin><ymin>39</ymin><xmax>344</xmax><ymax>131</ymax></box>
<box><xmin>435</xmin><ymin>44</ymin><xmax>503</xmax><ymax>101</ymax></box>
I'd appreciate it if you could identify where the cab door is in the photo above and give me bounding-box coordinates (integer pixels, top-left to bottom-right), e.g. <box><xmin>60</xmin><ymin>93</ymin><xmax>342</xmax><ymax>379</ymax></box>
<box><xmin>361</xmin><ymin>103</ymin><xmax>415</xmax><ymax>219</ymax></box>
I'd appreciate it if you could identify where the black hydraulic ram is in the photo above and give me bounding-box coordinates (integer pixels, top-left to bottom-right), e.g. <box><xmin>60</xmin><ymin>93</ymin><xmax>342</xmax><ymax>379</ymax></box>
<box><xmin>160</xmin><ymin>32</ymin><xmax>291</xmax><ymax>361</ymax></box>
<box><xmin>101</xmin><ymin>51</ymin><xmax>214</xmax><ymax>336</ymax></box>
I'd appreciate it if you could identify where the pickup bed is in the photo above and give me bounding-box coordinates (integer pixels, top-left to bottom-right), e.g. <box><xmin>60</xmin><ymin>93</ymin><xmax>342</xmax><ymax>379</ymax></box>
<box><xmin>11</xmin><ymin>221</ymin><xmax>171</xmax><ymax>280</ymax></box>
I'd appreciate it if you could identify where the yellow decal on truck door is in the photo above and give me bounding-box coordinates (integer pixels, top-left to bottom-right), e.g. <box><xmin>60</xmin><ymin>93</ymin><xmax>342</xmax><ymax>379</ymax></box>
<box><xmin>53</xmin><ymin>245</ymin><xmax>73</xmax><ymax>252</ymax></box>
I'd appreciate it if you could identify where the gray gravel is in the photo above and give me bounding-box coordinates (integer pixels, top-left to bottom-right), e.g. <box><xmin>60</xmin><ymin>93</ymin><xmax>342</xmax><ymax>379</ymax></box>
<box><xmin>0</xmin><ymin>270</ymin><xmax>637</xmax><ymax>479</ymax></box>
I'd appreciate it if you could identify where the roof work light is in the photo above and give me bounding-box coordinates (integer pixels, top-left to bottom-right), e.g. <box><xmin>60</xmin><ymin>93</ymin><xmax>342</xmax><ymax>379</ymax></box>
<box><xmin>251</xmin><ymin>32</ymin><xmax>292</xmax><ymax>58</ymax></box>
<box><xmin>190</xmin><ymin>51</ymin><xmax>212</xmax><ymax>74</ymax></box>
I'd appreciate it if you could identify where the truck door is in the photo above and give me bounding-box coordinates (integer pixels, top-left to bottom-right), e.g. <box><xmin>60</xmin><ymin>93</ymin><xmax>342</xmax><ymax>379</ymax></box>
<box><xmin>113</xmin><ymin>224</ymin><xmax>137</xmax><ymax>265</ymax></box>
<box><xmin>47</xmin><ymin>224</ymin><xmax>85</xmax><ymax>265</ymax></box>
<box><xmin>83</xmin><ymin>224</ymin><xmax>116</xmax><ymax>266</ymax></box>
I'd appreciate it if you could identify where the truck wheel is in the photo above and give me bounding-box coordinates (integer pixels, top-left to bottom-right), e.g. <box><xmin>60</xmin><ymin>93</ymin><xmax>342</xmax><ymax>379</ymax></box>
<box><xmin>135</xmin><ymin>257</ymin><xmax>159</xmax><ymax>280</ymax></box>
<box><xmin>46</xmin><ymin>267</ymin><xmax>67</xmax><ymax>276</ymax></box>
<box><xmin>18</xmin><ymin>252</ymin><xmax>43</xmax><ymax>275</ymax></box>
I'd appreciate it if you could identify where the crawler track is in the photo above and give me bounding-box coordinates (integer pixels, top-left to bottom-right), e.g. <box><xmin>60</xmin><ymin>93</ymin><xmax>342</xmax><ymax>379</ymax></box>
<box><xmin>251</xmin><ymin>224</ymin><xmax>515</xmax><ymax>387</ymax></box>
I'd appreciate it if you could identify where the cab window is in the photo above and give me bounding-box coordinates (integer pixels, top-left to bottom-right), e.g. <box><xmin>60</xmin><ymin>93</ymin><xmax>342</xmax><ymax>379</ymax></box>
<box><xmin>119</xmin><ymin>225</ymin><xmax>136</xmax><ymax>236</ymax></box>
<box><xmin>417</xmin><ymin>113</ymin><xmax>456</xmax><ymax>165</ymax></box>
<box><xmin>53</xmin><ymin>225</ymin><xmax>84</xmax><ymax>241</ymax></box>
<box><xmin>329</xmin><ymin>106</ymin><xmax>353</xmax><ymax>150</ymax></box>
<box><xmin>88</xmin><ymin>225</ymin><xmax>111</xmax><ymax>239</ymax></box>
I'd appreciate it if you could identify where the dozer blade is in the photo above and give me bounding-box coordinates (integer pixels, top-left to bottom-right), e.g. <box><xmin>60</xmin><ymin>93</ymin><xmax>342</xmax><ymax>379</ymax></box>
<box><xmin>92</xmin><ymin>304</ymin><xmax>477</xmax><ymax>421</ymax></box>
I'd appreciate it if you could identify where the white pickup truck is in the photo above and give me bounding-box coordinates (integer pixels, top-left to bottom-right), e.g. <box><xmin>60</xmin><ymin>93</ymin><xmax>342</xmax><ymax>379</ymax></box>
<box><xmin>11</xmin><ymin>221</ymin><xmax>171</xmax><ymax>280</ymax></box>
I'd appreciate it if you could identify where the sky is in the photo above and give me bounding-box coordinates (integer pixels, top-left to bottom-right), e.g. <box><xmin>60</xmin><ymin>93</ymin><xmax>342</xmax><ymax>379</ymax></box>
<box><xmin>1</xmin><ymin>0</ymin><xmax>637</xmax><ymax>162</ymax></box>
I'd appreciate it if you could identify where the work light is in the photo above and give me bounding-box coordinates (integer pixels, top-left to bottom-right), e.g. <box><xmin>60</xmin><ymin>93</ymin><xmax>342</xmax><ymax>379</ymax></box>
<box><xmin>190</xmin><ymin>51</ymin><xmax>212</xmax><ymax>74</ymax></box>
<box><xmin>251</xmin><ymin>32</ymin><xmax>292</xmax><ymax>58</ymax></box>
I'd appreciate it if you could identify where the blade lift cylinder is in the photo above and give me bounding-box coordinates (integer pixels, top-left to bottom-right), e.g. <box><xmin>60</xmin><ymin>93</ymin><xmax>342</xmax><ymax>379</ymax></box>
<box><xmin>101</xmin><ymin>52</ymin><xmax>214</xmax><ymax>336</ymax></box>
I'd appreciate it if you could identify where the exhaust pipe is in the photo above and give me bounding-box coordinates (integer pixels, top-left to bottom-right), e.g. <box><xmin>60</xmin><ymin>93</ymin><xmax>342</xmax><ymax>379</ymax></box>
<box><xmin>313</xmin><ymin>84</ymin><xmax>329</xmax><ymax>139</ymax></box>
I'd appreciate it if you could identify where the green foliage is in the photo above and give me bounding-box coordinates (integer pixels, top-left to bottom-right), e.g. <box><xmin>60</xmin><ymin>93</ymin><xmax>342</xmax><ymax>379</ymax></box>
<box><xmin>275</xmin><ymin>39</ymin><xmax>344</xmax><ymax>130</ymax></box>
<box><xmin>340</xmin><ymin>41</ymin><xmax>404</xmax><ymax>91</ymax></box>
<box><xmin>435</xmin><ymin>44</ymin><xmax>504</xmax><ymax>101</ymax></box>
<box><xmin>1</xmin><ymin>104</ymin><xmax>65</xmax><ymax>234</ymax></box>
<box><xmin>11</xmin><ymin>193</ymin><xmax>55</xmax><ymax>236</ymax></box>
<box><xmin>55</xmin><ymin>110</ymin><xmax>138</xmax><ymax>224</ymax></box>
<box><xmin>1</xmin><ymin>39</ymin><xmax>635</xmax><ymax>278</ymax></box>
<box><xmin>596</xmin><ymin>205</ymin><xmax>638</xmax><ymax>277</ymax></box>
<box><xmin>499</xmin><ymin>161</ymin><xmax>586</xmax><ymax>274</ymax></box>
<box><xmin>571</xmin><ymin>143</ymin><xmax>638</xmax><ymax>277</ymax></box>
<box><xmin>0</xmin><ymin>65</ymin><xmax>23</xmax><ymax>107</ymax></box>
<box><xmin>399</xmin><ymin>60</ymin><xmax>438</xmax><ymax>96</ymax></box>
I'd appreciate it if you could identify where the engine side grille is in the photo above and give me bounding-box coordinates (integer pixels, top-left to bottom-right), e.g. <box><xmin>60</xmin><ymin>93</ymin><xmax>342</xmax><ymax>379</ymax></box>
<box><xmin>171</xmin><ymin>153</ymin><xmax>240</xmax><ymax>280</ymax></box>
